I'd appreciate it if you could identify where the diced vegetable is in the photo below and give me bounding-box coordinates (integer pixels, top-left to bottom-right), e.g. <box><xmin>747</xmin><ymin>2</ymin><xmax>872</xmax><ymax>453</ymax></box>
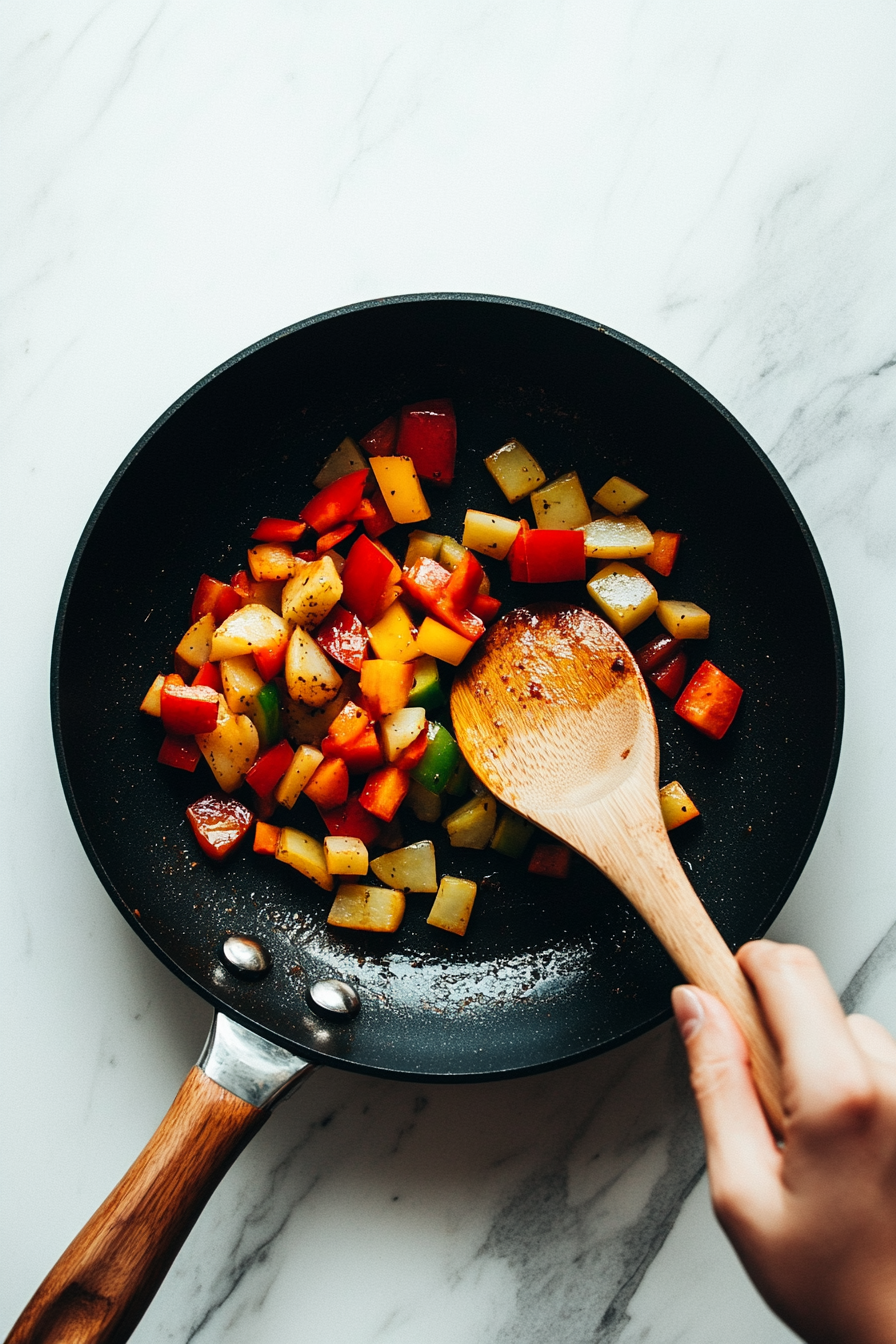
<box><xmin>359</xmin><ymin>765</ymin><xmax>410</xmax><ymax>821</ymax></box>
<box><xmin>274</xmin><ymin>744</ymin><xmax>324</xmax><ymax>808</ymax></box>
<box><xmin>191</xmin><ymin>573</ymin><xmax>241</xmax><ymax>626</ymax></box>
<box><xmin>443</xmin><ymin>794</ymin><xmax>497</xmax><ymax>849</ymax></box>
<box><xmin>247</xmin><ymin>544</ymin><xmax>298</xmax><ymax>583</ymax></box>
<box><xmin>416</xmin><ymin>618</ymin><xmax>474</xmax><ymax>666</ymax></box>
<box><xmin>406</xmin><ymin>779</ymin><xmax>442</xmax><ymax>822</ymax></box>
<box><xmin>284</xmin><ymin>624</ymin><xmax>343</xmax><ymax>705</ymax></box>
<box><xmin>579</xmin><ymin>514</ymin><xmax>655</xmax><ymax>560</ymax></box>
<box><xmin>410</xmin><ymin>720</ymin><xmax>460</xmax><ymax>794</ymax></box>
<box><xmin>253</xmin><ymin>820</ymin><xmax>281</xmax><ymax>855</ymax></box>
<box><xmin>315</xmin><ymin>522</ymin><xmax>356</xmax><ymax>554</ymax></box>
<box><xmin>341</xmin><ymin>534</ymin><xmax>402</xmax><ymax>625</ymax></box>
<box><xmin>656</xmin><ymin>600</ymin><xmax>711</xmax><ymax>640</ymax></box>
<box><xmin>659</xmin><ymin>781</ymin><xmax>701</xmax><ymax>830</ymax></box>
<box><xmin>319</xmin><ymin>795</ymin><xmax>382</xmax><ymax>846</ymax></box>
<box><xmin>320</xmin><ymin>700</ymin><xmax>370</xmax><ymax>756</ymax></box>
<box><xmin>404</xmin><ymin>530</ymin><xmax>443</xmax><ymax>568</ymax></box>
<box><xmin>406</xmin><ymin>655</ymin><xmax>446</xmax><ymax>711</ymax></box>
<box><xmin>443</xmin><ymin>756</ymin><xmax>472</xmax><ymax>797</ymax></box>
<box><xmin>252</xmin><ymin>517</ymin><xmax>307</xmax><ymax>543</ymax></box>
<box><xmin>426</xmin><ymin>876</ymin><xmax>477</xmax><ymax>936</ymax></box>
<box><xmin>530</xmin><ymin>471</ymin><xmax>592</xmax><ymax>530</ymax></box>
<box><xmin>300</xmin><ymin>468</ymin><xmax>369</xmax><ymax>535</ymax></box>
<box><xmin>396</xmin><ymin>399</ymin><xmax>456</xmax><ymax>485</ymax></box>
<box><xmin>280</xmin><ymin>674</ymin><xmax>356</xmax><ymax>746</ymax></box>
<box><xmin>211</xmin><ymin>604</ymin><xmax>291</xmax><ymax>664</ymax></box>
<box><xmin>140</xmin><ymin>674</ymin><xmax>165</xmax><ymax>716</ymax></box>
<box><xmin>469</xmin><ymin>593</ymin><xmax>501</xmax><ymax>623</ymax></box>
<box><xmin>648</xmin><ymin>650</ymin><xmax>688</xmax><ymax>698</ymax></box>
<box><xmin>160</xmin><ymin>677</ymin><xmax>220</xmax><ymax>736</ymax></box>
<box><xmin>484</xmin><ymin>439</ymin><xmax>546</xmax><ymax>502</ymax></box>
<box><xmin>401</xmin><ymin>558</ymin><xmax>484</xmax><ymax>642</ymax></box>
<box><xmin>359</xmin><ymin>415</ymin><xmax>398</xmax><ymax>456</ymax></box>
<box><xmin>360</xmin><ymin>488</ymin><xmax>396</xmax><ymax>538</ymax></box>
<box><xmin>276</xmin><ymin>826</ymin><xmax>333</xmax><ymax>890</ymax></box>
<box><xmin>245</xmin><ymin>738</ymin><xmax>295</xmax><ymax>797</ymax></box>
<box><xmin>324</xmin><ymin>835</ymin><xmax>369</xmax><ymax>876</ymax></box>
<box><xmin>644</xmin><ymin>530</ymin><xmax>681</xmax><ymax>577</ymax></box>
<box><xmin>586</xmin><ymin>563</ymin><xmax>658</xmax><ymax>634</ymax></box>
<box><xmin>490</xmin><ymin>810</ymin><xmax>535</xmax><ymax>858</ymax></box>
<box><xmin>462</xmin><ymin>509</ymin><xmax>521</xmax><ymax>560</ymax></box>
<box><xmin>675</xmin><ymin>661</ymin><xmax>743</xmax><ymax>740</ymax></box>
<box><xmin>313</xmin><ymin>604</ymin><xmax>368</xmax><ymax>671</ymax></box>
<box><xmin>528</xmin><ymin>843</ymin><xmax>571</xmax><ymax>878</ymax></box>
<box><xmin>516</xmin><ymin>529</ymin><xmax>586</xmax><ymax>583</ymax></box>
<box><xmin>304</xmin><ymin>756</ymin><xmax>350</xmax><ymax>809</ymax></box>
<box><xmin>327</xmin><ymin>884</ymin><xmax>405</xmax><ymax>933</ymax></box>
<box><xmin>281</xmin><ymin>555</ymin><xmax>343</xmax><ymax>630</ymax></box>
<box><xmin>634</xmin><ymin>633</ymin><xmax>683</xmax><ymax>673</ymax></box>
<box><xmin>370</xmin><ymin>840</ymin><xmax>438</xmax><ymax>893</ymax></box>
<box><xmin>220</xmin><ymin>655</ymin><xmax>265</xmax><ymax>716</ymax></box>
<box><xmin>369</xmin><ymin>456</ymin><xmax>432</xmax><ymax>524</ymax></box>
<box><xmin>192</xmin><ymin>662</ymin><xmax>223</xmax><ymax>693</ymax></box>
<box><xmin>339</xmin><ymin>724</ymin><xmax>385</xmax><ymax>773</ymax></box>
<box><xmin>187</xmin><ymin>794</ymin><xmax>254</xmax><ymax>860</ymax></box>
<box><xmin>246</xmin><ymin>579</ymin><xmax>285</xmax><ymax>613</ymax></box>
<box><xmin>250</xmin><ymin>682</ymin><xmax>281</xmax><ymax>749</ymax></box>
<box><xmin>196</xmin><ymin>696</ymin><xmax>259</xmax><ymax>792</ymax></box>
<box><xmin>175</xmin><ymin>613</ymin><xmax>215</xmax><ymax>669</ymax></box>
<box><xmin>379</xmin><ymin>707</ymin><xmax>426</xmax><ymax>761</ymax></box>
<box><xmin>367</xmin><ymin>600</ymin><xmax>421</xmax><ymax>663</ymax></box>
<box><xmin>358</xmin><ymin>659</ymin><xmax>415</xmax><ymax>717</ymax></box>
<box><xmin>593</xmin><ymin>476</ymin><xmax>649</xmax><ymax>515</ymax></box>
<box><xmin>313</xmin><ymin>437</ymin><xmax>368</xmax><ymax>490</ymax></box>
<box><xmin>392</xmin><ymin>727</ymin><xmax>428</xmax><ymax>771</ymax></box>
<box><xmin>157</xmin><ymin>734</ymin><xmax>201</xmax><ymax>772</ymax></box>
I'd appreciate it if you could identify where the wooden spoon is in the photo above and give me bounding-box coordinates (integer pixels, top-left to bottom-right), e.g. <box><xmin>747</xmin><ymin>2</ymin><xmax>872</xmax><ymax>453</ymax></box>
<box><xmin>451</xmin><ymin>602</ymin><xmax>783</xmax><ymax>1133</ymax></box>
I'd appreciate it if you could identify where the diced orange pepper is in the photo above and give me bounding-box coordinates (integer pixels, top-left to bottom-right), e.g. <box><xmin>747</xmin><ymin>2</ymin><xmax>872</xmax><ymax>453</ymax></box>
<box><xmin>359</xmin><ymin>766</ymin><xmax>410</xmax><ymax>822</ymax></box>
<box><xmin>674</xmin><ymin>661</ymin><xmax>743</xmax><ymax>740</ymax></box>
<box><xmin>303</xmin><ymin>757</ymin><xmax>350</xmax><ymax>809</ymax></box>
<box><xmin>339</xmin><ymin>724</ymin><xmax>384</xmax><ymax>773</ymax></box>
<box><xmin>316</xmin><ymin>522</ymin><xmax>357</xmax><ymax>555</ymax></box>
<box><xmin>644</xmin><ymin>531</ymin><xmax>681</xmax><ymax>578</ymax></box>
<box><xmin>253</xmin><ymin>821</ymin><xmax>282</xmax><ymax>855</ymax></box>
<box><xmin>320</xmin><ymin>701</ymin><xmax>371</xmax><ymax>756</ymax></box>
<box><xmin>358</xmin><ymin>660</ymin><xmax>415</xmax><ymax>718</ymax></box>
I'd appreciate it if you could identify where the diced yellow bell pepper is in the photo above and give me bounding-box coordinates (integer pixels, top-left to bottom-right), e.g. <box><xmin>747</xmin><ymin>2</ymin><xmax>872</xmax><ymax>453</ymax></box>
<box><xmin>586</xmin><ymin>563</ymin><xmax>657</xmax><ymax>635</ymax></box>
<box><xmin>656</xmin><ymin>600</ymin><xmax>711</xmax><ymax>640</ymax></box>
<box><xmin>659</xmin><ymin>781</ymin><xmax>701</xmax><ymax>830</ymax></box>
<box><xmin>416</xmin><ymin>617</ymin><xmax>474</xmax><ymax>666</ymax></box>
<box><xmin>370</xmin><ymin>456</ymin><xmax>431</xmax><ymax>525</ymax></box>
<box><xmin>367</xmin><ymin>600</ymin><xmax>421</xmax><ymax>662</ymax></box>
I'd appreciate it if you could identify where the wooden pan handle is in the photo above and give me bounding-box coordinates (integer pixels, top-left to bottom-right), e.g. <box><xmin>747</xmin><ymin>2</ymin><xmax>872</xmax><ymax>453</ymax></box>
<box><xmin>6</xmin><ymin>1067</ymin><xmax>267</xmax><ymax>1344</ymax></box>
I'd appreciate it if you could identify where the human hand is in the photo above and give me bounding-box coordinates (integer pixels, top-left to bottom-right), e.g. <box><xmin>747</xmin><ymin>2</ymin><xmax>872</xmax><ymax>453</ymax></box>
<box><xmin>672</xmin><ymin>940</ymin><xmax>896</xmax><ymax>1344</ymax></box>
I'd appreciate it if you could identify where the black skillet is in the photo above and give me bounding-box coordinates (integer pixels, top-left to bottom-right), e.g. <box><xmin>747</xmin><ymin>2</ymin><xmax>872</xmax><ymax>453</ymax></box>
<box><xmin>14</xmin><ymin>295</ymin><xmax>842</xmax><ymax>1341</ymax></box>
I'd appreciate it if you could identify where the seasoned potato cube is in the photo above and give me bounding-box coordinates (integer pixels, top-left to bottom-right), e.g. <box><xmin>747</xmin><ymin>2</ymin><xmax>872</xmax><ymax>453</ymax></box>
<box><xmin>380</xmin><ymin>707</ymin><xmax>426</xmax><ymax>761</ymax></box>
<box><xmin>276</xmin><ymin>826</ymin><xmax>333</xmax><ymax>890</ymax></box>
<box><xmin>323</xmin><ymin>835</ymin><xmax>369</xmax><ymax>876</ymax></box>
<box><xmin>406</xmin><ymin>779</ymin><xmax>442</xmax><ymax>822</ymax></box>
<box><xmin>327</xmin><ymin>884</ymin><xmax>405</xmax><ymax>932</ymax></box>
<box><xmin>427</xmin><ymin>876</ymin><xmax>477</xmax><ymax>936</ymax></box>
<box><xmin>280</xmin><ymin>674</ymin><xmax>357</xmax><ymax>746</ymax></box>
<box><xmin>211</xmin><ymin>604</ymin><xmax>290</xmax><ymax>662</ymax></box>
<box><xmin>656</xmin><ymin>600</ymin><xmax>710</xmax><ymax>640</ymax></box>
<box><xmin>196</xmin><ymin>696</ymin><xmax>259</xmax><ymax>792</ymax></box>
<box><xmin>367</xmin><ymin>600</ymin><xmax>421</xmax><ymax>663</ymax></box>
<box><xmin>370</xmin><ymin>456</ymin><xmax>431</xmax><ymax>524</ymax></box>
<box><xmin>586</xmin><ymin>563</ymin><xmax>657</xmax><ymax>635</ymax></box>
<box><xmin>530</xmin><ymin>471</ymin><xmax>592</xmax><ymax>530</ymax></box>
<box><xmin>220</xmin><ymin>655</ymin><xmax>265</xmax><ymax>715</ymax></box>
<box><xmin>140</xmin><ymin>674</ymin><xmax>165</xmax><ymax>716</ymax></box>
<box><xmin>370</xmin><ymin>840</ymin><xmax>438</xmax><ymax>893</ymax></box>
<box><xmin>175</xmin><ymin>613</ymin><xmax>215</xmax><ymax>668</ymax></box>
<box><xmin>659</xmin><ymin>780</ymin><xmax>701</xmax><ymax>830</ymax></box>
<box><xmin>442</xmin><ymin>794</ymin><xmax>497</xmax><ymax>849</ymax></box>
<box><xmin>247</xmin><ymin>543</ymin><xmax>298</xmax><ymax>582</ymax></box>
<box><xmin>593</xmin><ymin>476</ymin><xmax>649</xmax><ymax>516</ymax></box>
<box><xmin>462</xmin><ymin>509</ymin><xmax>521</xmax><ymax>560</ymax></box>
<box><xmin>484</xmin><ymin>439</ymin><xmax>546</xmax><ymax>502</ymax></box>
<box><xmin>313</xmin><ymin>436</ymin><xmax>367</xmax><ymax>490</ymax></box>
<box><xmin>274</xmin><ymin>744</ymin><xmax>324</xmax><ymax>808</ymax></box>
<box><xmin>284</xmin><ymin>625</ymin><xmax>343</xmax><ymax>705</ymax></box>
<box><xmin>579</xmin><ymin>514</ymin><xmax>655</xmax><ymax>560</ymax></box>
<box><xmin>281</xmin><ymin>555</ymin><xmax>343</xmax><ymax>630</ymax></box>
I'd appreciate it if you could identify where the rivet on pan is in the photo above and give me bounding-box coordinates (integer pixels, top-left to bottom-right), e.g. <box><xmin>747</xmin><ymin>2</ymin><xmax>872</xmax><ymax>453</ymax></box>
<box><xmin>307</xmin><ymin>978</ymin><xmax>360</xmax><ymax>1020</ymax></box>
<box><xmin>220</xmin><ymin>936</ymin><xmax>270</xmax><ymax>978</ymax></box>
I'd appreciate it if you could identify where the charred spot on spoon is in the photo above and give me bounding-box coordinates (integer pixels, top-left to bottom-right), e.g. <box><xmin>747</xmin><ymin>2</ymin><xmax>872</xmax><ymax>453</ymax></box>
<box><xmin>621</xmin><ymin>748</ymin><xmax>630</xmax><ymax>759</ymax></box>
<box><xmin>611</xmin><ymin>657</ymin><xmax>625</xmax><ymax>673</ymax></box>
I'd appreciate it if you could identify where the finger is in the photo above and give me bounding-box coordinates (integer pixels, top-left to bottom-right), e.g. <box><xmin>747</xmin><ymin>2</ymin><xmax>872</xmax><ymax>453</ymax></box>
<box><xmin>672</xmin><ymin>985</ymin><xmax>780</xmax><ymax>1228</ymax></box>
<box><xmin>847</xmin><ymin>1013</ymin><xmax>896</xmax><ymax>1068</ymax></box>
<box><xmin>738</xmin><ymin>941</ymin><xmax>874</xmax><ymax>1124</ymax></box>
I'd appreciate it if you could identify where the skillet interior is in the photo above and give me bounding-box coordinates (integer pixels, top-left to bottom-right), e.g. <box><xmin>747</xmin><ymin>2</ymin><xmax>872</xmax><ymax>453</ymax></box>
<box><xmin>52</xmin><ymin>295</ymin><xmax>843</xmax><ymax>1080</ymax></box>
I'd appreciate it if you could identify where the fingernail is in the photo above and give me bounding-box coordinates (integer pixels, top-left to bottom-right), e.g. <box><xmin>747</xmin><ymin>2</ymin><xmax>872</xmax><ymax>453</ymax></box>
<box><xmin>672</xmin><ymin>986</ymin><xmax>704</xmax><ymax>1043</ymax></box>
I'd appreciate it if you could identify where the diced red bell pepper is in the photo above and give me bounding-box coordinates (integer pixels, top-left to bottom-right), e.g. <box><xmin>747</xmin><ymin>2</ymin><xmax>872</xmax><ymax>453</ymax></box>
<box><xmin>253</xmin><ymin>633</ymin><xmax>289</xmax><ymax>682</ymax></box>
<box><xmin>316</xmin><ymin>522</ymin><xmax>356</xmax><ymax>555</ymax></box>
<box><xmin>393</xmin><ymin>727</ymin><xmax>428</xmax><ymax>771</ymax></box>
<box><xmin>303</xmin><ymin>757</ymin><xmax>350</xmax><ymax>809</ymax></box>
<box><xmin>644</xmin><ymin>531</ymin><xmax>682</xmax><ymax>578</ymax></box>
<box><xmin>348</xmin><ymin>498</ymin><xmax>377</xmax><ymax>523</ymax></box>
<box><xmin>339</xmin><ymin>723</ymin><xmax>384</xmax><ymax>773</ymax></box>
<box><xmin>401</xmin><ymin>557</ymin><xmax>485</xmax><ymax>642</ymax></box>
<box><xmin>519</xmin><ymin>529</ymin><xmax>585</xmax><ymax>583</ymax></box>
<box><xmin>361</xmin><ymin>488</ymin><xmax>396</xmax><ymax>538</ymax></box>
<box><xmin>359</xmin><ymin>765</ymin><xmax>410</xmax><ymax>822</ymax></box>
<box><xmin>245</xmin><ymin>738</ymin><xmax>295</xmax><ymax>796</ymax></box>
<box><xmin>186</xmin><ymin>793</ymin><xmax>254</xmax><ymax>860</ymax></box>
<box><xmin>675</xmin><ymin>661</ymin><xmax>743</xmax><ymax>740</ymax></box>
<box><xmin>507</xmin><ymin>519</ymin><xmax>530</xmax><ymax>581</ymax></box>
<box><xmin>160</xmin><ymin>677</ymin><xmax>220</xmax><ymax>736</ymax></box>
<box><xmin>157</xmin><ymin>734</ymin><xmax>201</xmax><ymax>772</ymax></box>
<box><xmin>314</xmin><ymin>604</ymin><xmax>369</xmax><ymax>672</ymax></box>
<box><xmin>254</xmin><ymin>821</ymin><xmax>282</xmax><ymax>855</ymax></box>
<box><xmin>231</xmin><ymin>570</ymin><xmax>252</xmax><ymax>604</ymax></box>
<box><xmin>295</xmin><ymin>549</ymin><xmax>317</xmax><ymax>563</ymax></box>
<box><xmin>342</xmin><ymin>533</ymin><xmax>401</xmax><ymax>625</ymax></box>
<box><xmin>191</xmin><ymin>574</ymin><xmax>242</xmax><ymax>626</ymax></box>
<box><xmin>528</xmin><ymin>843</ymin><xmax>571</xmax><ymax>878</ymax></box>
<box><xmin>469</xmin><ymin>593</ymin><xmax>502</xmax><ymax>624</ymax></box>
<box><xmin>359</xmin><ymin>413</ymin><xmax>398</xmax><ymax>456</ymax></box>
<box><xmin>320</xmin><ymin>701</ymin><xmax>370</xmax><ymax>756</ymax></box>
<box><xmin>445</xmin><ymin>551</ymin><xmax>485</xmax><ymax>611</ymax></box>
<box><xmin>396</xmin><ymin>399</ymin><xmax>457</xmax><ymax>485</ymax></box>
<box><xmin>648</xmin><ymin>649</ymin><xmax>688</xmax><ymax>699</ymax></box>
<box><xmin>192</xmin><ymin>661</ymin><xmax>223</xmax><ymax>693</ymax></box>
<box><xmin>319</xmin><ymin>794</ymin><xmax>382</xmax><ymax>846</ymax></box>
<box><xmin>634</xmin><ymin>633</ymin><xmax>683</xmax><ymax>674</ymax></box>
<box><xmin>252</xmin><ymin>517</ymin><xmax>307</xmax><ymax>543</ymax></box>
<box><xmin>301</xmin><ymin>468</ymin><xmax>369</xmax><ymax>535</ymax></box>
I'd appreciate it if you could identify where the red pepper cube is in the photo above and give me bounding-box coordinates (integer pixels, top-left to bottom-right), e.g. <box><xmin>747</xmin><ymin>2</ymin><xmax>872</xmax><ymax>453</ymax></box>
<box><xmin>401</xmin><ymin>557</ymin><xmax>485</xmax><ymax>642</ymax></box>
<box><xmin>397</xmin><ymin>399</ymin><xmax>457</xmax><ymax>485</ymax></box>
<box><xmin>191</xmin><ymin>574</ymin><xmax>229</xmax><ymax>624</ymax></box>
<box><xmin>316</xmin><ymin>522</ymin><xmax>357</xmax><ymax>555</ymax></box>
<box><xmin>469</xmin><ymin>593</ymin><xmax>502</xmax><ymax>624</ymax></box>
<box><xmin>319</xmin><ymin>794</ymin><xmax>383</xmax><ymax>846</ymax></box>
<box><xmin>160</xmin><ymin>678</ymin><xmax>220</xmax><ymax>736</ymax></box>
<box><xmin>507</xmin><ymin>518</ymin><xmax>530</xmax><ymax>581</ymax></box>
<box><xmin>320</xmin><ymin>701</ymin><xmax>371</xmax><ymax>756</ymax></box>
<box><xmin>674</xmin><ymin>661</ymin><xmax>743</xmax><ymax>740</ymax></box>
<box><xmin>648</xmin><ymin>649</ymin><xmax>688</xmax><ymax>699</ymax></box>
<box><xmin>251</xmin><ymin>517</ymin><xmax>307</xmax><ymax>543</ymax></box>
<box><xmin>192</xmin><ymin>661</ymin><xmax>223</xmax><ymax>693</ymax></box>
<box><xmin>634</xmin><ymin>633</ymin><xmax>683</xmax><ymax>674</ymax></box>
<box><xmin>252</xmin><ymin>631</ymin><xmax>289</xmax><ymax>682</ymax></box>
<box><xmin>339</xmin><ymin>724</ymin><xmax>384</xmax><ymax>773</ymax></box>
<box><xmin>157</xmin><ymin>734</ymin><xmax>201</xmax><ymax>772</ymax></box>
<box><xmin>528</xmin><ymin>843</ymin><xmax>571</xmax><ymax>879</ymax></box>
<box><xmin>230</xmin><ymin>570</ymin><xmax>252</xmax><ymax>602</ymax></box>
<box><xmin>254</xmin><ymin>821</ymin><xmax>282</xmax><ymax>855</ymax></box>
<box><xmin>393</xmin><ymin>727</ymin><xmax>428</xmax><ymax>771</ymax></box>
<box><xmin>359</xmin><ymin>765</ymin><xmax>410</xmax><ymax>822</ymax></box>
<box><xmin>314</xmin><ymin>604</ymin><xmax>369</xmax><ymax>672</ymax></box>
<box><xmin>301</xmin><ymin>468</ymin><xmax>369</xmax><ymax>535</ymax></box>
<box><xmin>342</xmin><ymin>533</ymin><xmax>401</xmax><ymax>625</ymax></box>
<box><xmin>444</xmin><ymin>551</ymin><xmax>485</xmax><ymax>611</ymax></box>
<box><xmin>303</xmin><ymin>757</ymin><xmax>350</xmax><ymax>809</ymax></box>
<box><xmin>361</xmin><ymin>488</ymin><xmax>397</xmax><ymax>538</ymax></box>
<box><xmin>186</xmin><ymin>793</ymin><xmax>254</xmax><ymax>860</ymax></box>
<box><xmin>348</xmin><ymin>498</ymin><xmax>377</xmax><ymax>523</ymax></box>
<box><xmin>520</xmin><ymin>529</ymin><xmax>585</xmax><ymax>583</ymax></box>
<box><xmin>644</xmin><ymin>530</ymin><xmax>682</xmax><ymax>578</ymax></box>
<box><xmin>359</xmin><ymin>413</ymin><xmax>398</xmax><ymax>456</ymax></box>
<box><xmin>245</xmin><ymin>738</ymin><xmax>295</xmax><ymax>796</ymax></box>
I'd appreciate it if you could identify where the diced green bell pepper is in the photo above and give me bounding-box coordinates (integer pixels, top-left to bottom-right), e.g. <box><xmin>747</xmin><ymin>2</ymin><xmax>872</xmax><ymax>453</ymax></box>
<box><xmin>410</xmin><ymin>720</ymin><xmax>460</xmax><ymax>794</ymax></box>
<box><xmin>407</xmin><ymin>655</ymin><xmax>447</xmax><ymax>712</ymax></box>
<box><xmin>251</xmin><ymin>682</ymin><xmax>282</xmax><ymax>750</ymax></box>
<box><xmin>490</xmin><ymin>809</ymin><xmax>535</xmax><ymax>858</ymax></box>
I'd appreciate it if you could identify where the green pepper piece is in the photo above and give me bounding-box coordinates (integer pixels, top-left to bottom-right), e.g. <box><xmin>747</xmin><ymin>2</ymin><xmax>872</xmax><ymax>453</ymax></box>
<box><xmin>410</xmin><ymin>720</ymin><xmax>461</xmax><ymax>794</ymax></box>
<box><xmin>490</xmin><ymin>809</ymin><xmax>535</xmax><ymax>858</ymax></box>
<box><xmin>407</xmin><ymin>655</ymin><xmax>447</xmax><ymax>711</ymax></box>
<box><xmin>251</xmin><ymin>682</ymin><xmax>282</xmax><ymax>751</ymax></box>
<box><xmin>443</xmin><ymin>756</ymin><xmax>472</xmax><ymax>797</ymax></box>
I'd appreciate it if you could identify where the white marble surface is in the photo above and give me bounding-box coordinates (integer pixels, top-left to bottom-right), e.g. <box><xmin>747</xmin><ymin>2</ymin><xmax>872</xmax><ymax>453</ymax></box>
<box><xmin>3</xmin><ymin>2</ymin><xmax>896</xmax><ymax>1340</ymax></box>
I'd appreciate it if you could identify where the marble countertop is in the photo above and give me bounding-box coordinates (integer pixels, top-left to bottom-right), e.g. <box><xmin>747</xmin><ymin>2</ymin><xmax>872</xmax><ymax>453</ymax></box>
<box><xmin>4</xmin><ymin>4</ymin><xmax>896</xmax><ymax>1341</ymax></box>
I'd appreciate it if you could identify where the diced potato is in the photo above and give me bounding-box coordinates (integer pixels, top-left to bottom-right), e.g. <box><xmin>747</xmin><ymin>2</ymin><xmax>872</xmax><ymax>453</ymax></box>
<box><xmin>659</xmin><ymin>780</ymin><xmax>701</xmax><ymax>831</ymax></box>
<box><xmin>248</xmin><ymin>580</ymin><xmax>286</xmax><ymax>612</ymax></box>
<box><xmin>313</xmin><ymin>436</ymin><xmax>368</xmax><ymax>490</ymax></box>
<box><xmin>579</xmin><ymin>514</ymin><xmax>655</xmax><ymax>560</ymax></box>
<box><xmin>380</xmin><ymin>707</ymin><xmax>426</xmax><ymax>761</ymax></box>
<box><xmin>416</xmin><ymin>618</ymin><xmax>473</xmax><ymax>666</ymax></box>
<box><xmin>281</xmin><ymin>555</ymin><xmax>343</xmax><ymax>630</ymax></box>
<box><xmin>220</xmin><ymin>655</ymin><xmax>265</xmax><ymax>716</ymax></box>
<box><xmin>530</xmin><ymin>471</ymin><xmax>592</xmax><ymax>530</ymax></box>
<box><xmin>370</xmin><ymin>456</ymin><xmax>431</xmax><ymax>524</ymax></box>
<box><xmin>367</xmin><ymin>600</ymin><xmax>421</xmax><ymax>662</ymax></box>
<box><xmin>656</xmin><ymin>600</ymin><xmax>711</xmax><ymax>640</ymax></box>
<box><xmin>370</xmin><ymin>840</ymin><xmax>438</xmax><ymax>893</ymax></box>
<box><xmin>443</xmin><ymin>794</ymin><xmax>497</xmax><ymax>849</ymax></box>
<box><xmin>462</xmin><ymin>509</ymin><xmax>521</xmax><ymax>560</ymax></box>
<box><xmin>407</xmin><ymin>779</ymin><xmax>442</xmax><ymax>822</ymax></box>
<box><xmin>140</xmin><ymin>674</ymin><xmax>165</xmax><ymax>716</ymax></box>
<box><xmin>404</xmin><ymin>530</ymin><xmax>443</xmax><ymax>568</ymax></box>
<box><xmin>586</xmin><ymin>563</ymin><xmax>658</xmax><ymax>635</ymax></box>
<box><xmin>324</xmin><ymin>835</ymin><xmax>369</xmax><ymax>876</ymax></box>
<box><xmin>210</xmin><ymin>604</ymin><xmax>291</xmax><ymax>662</ymax></box>
<box><xmin>327</xmin><ymin>884</ymin><xmax>405</xmax><ymax>932</ymax></box>
<box><xmin>284</xmin><ymin>625</ymin><xmax>343</xmax><ymax>705</ymax></box>
<box><xmin>484</xmin><ymin>439</ymin><xmax>546</xmax><ymax>502</ymax></box>
<box><xmin>175</xmin><ymin>612</ymin><xmax>215</xmax><ymax>668</ymax></box>
<box><xmin>427</xmin><ymin>876</ymin><xmax>477</xmax><ymax>936</ymax></box>
<box><xmin>280</xmin><ymin>674</ymin><xmax>357</xmax><ymax>746</ymax></box>
<box><xmin>247</xmin><ymin>543</ymin><xmax>298</xmax><ymax>582</ymax></box>
<box><xmin>196</xmin><ymin>695</ymin><xmax>259</xmax><ymax>792</ymax></box>
<box><xmin>276</xmin><ymin>826</ymin><xmax>333</xmax><ymax>890</ymax></box>
<box><xmin>593</xmin><ymin>476</ymin><xmax>649</xmax><ymax>515</ymax></box>
<box><xmin>274</xmin><ymin>744</ymin><xmax>324</xmax><ymax>808</ymax></box>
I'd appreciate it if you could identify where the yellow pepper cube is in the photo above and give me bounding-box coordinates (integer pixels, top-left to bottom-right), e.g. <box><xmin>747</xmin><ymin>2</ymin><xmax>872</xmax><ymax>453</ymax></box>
<box><xmin>586</xmin><ymin>563</ymin><xmax>657</xmax><ymax>634</ymax></box>
<box><xmin>367</xmin><ymin>600</ymin><xmax>421</xmax><ymax>662</ymax></box>
<box><xmin>656</xmin><ymin>600</ymin><xmax>711</xmax><ymax>640</ymax></box>
<box><xmin>427</xmin><ymin>876</ymin><xmax>478</xmax><ymax>936</ymax></box>
<box><xmin>659</xmin><ymin>781</ymin><xmax>701</xmax><ymax>831</ymax></box>
<box><xmin>530</xmin><ymin>471</ymin><xmax>592</xmax><ymax>530</ymax></box>
<box><xmin>593</xmin><ymin>476</ymin><xmax>649</xmax><ymax>516</ymax></box>
<box><xmin>323</xmin><ymin>836</ymin><xmax>369</xmax><ymax>877</ymax></box>
<box><xmin>370</xmin><ymin>456</ymin><xmax>431</xmax><ymax>525</ymax></box>
<box><xmin>416</xmin><ymin>617</ymin><xmax>474</xmax><ymax>666</ymax></box>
